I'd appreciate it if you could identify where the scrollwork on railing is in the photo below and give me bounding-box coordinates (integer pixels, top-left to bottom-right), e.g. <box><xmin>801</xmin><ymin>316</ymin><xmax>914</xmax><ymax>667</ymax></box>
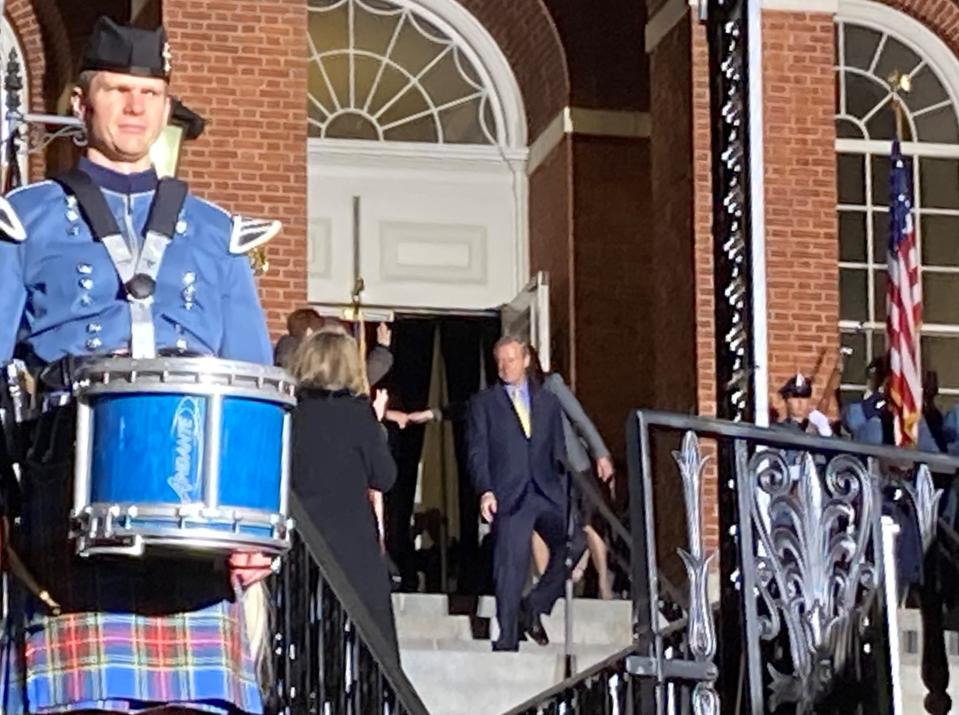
<box><xmin>672</xmin><ymin>431</ymin><xmax>719</xmax><ymax>714</ymax></box>
<box><xmin>905</xmin><ymin>464</ymin><xmax>944</xmax><ymax>554</ymax></box>
<box><xmin>748</xmin><ymin>450</ymin><xmax>879</xmax><ymax>712</ymax></box>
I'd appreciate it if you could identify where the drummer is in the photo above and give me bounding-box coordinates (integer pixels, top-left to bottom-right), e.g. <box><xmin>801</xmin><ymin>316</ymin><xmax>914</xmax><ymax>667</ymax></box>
<box><xmin>0</xmin><ymin>18</ymin><xmax>276</xmax><ymax>714</ymax></box>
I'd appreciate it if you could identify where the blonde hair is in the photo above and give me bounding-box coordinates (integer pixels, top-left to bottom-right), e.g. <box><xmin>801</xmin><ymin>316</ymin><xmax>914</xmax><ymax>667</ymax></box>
<box><xmin>292</xmin><ymin>330</ymin><xmax>367</xmax><ymax>395</ymax></box>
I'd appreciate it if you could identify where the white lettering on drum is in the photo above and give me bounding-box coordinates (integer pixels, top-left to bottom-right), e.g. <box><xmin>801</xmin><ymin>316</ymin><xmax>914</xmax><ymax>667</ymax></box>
<box><xmin>167</xmin><ymin>397</ymin><xmax>203</xmax><ymax>503</ymax></box>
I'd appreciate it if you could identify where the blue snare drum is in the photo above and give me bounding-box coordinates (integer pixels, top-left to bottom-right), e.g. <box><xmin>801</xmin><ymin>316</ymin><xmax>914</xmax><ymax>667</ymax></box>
<box><xmin>71</xmin><ymin>357</ymin><xmax>296</xmax><ymax>558</ymax></box>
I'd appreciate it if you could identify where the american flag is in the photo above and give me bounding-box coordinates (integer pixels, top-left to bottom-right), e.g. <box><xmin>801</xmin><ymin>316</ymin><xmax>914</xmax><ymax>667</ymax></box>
<box><xmin>886</xmin><ymin>140</ymin><xmax>923</xmax><ymax>447</ymax></box>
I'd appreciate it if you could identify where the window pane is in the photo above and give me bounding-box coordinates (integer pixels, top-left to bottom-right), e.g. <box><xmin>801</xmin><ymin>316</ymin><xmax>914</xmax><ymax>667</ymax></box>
<box><xmin>865</xmin><ymin>97</ymin><xmax>903</xmax><ymax>141</ymax></box>
<box><xmin>836</xmin><ymin>118</ymin><xmax>864</xmax><ymax>139</ymax></box>
<box><xmin>840</xmin><ymin>268</ymin><xmax>869</xmax><ymax>321</ymax></box>
<box><xmin>845</xmin><ymin>72</ymin><xmax>889</xmax><ymax>120</ymax></box>
<box><xmin>921</xmin><ymin>214</ymin><xmax>959</xmax><ymax>266</ymax></box>
<box><xmin>923</xmin><ymin>272</ymin><xmax>959</xmax><ymax>323</ymax></box>
<box><xmin>922</xmin><ymin>335</ymin><xmax>959</xmax><ymax>392</ymax></box>
<box><xmin>914</xmin><ymin>105</ymin><xmax>959</xmax><ymax>144</ymax></box>
<box><xmin>838</xmin><ymin>153</ymin><xmax>866</xmax><ymax>205</ymax></box>
<box><xmin>871</xmin><ymin>154</ymin><xmax>890</xmax><ymax>206</ymax></box>
<box><xmin>874</xmin><ymin>37</ymin><xmax>922</xmax><ymax>82</ymax></box>
<box><xmin>842</xmin><ymin>25</ymin><xmax>882</xmax><ymax>71</ymax></box>
<box><xmin>873</xmin><ymin>269</ymin><xmax>887</xmax><ymax>322</ymax></box>
<box><xmin>920</xmin><ymin>158</ymin><xmax>959</xmax><ymax>210</ymax></box>
<box><xmin>906</xmin><ymin>64</ymin><xmax>949</xmax><ymax>114</ymax></box>
<box><xmin>840</xmin><ymin>211</ymin><xmax>867</xmax><ymax>262</ymax></box>
<box><xmin>872</xmin><ymin>210</ymin><xmax>890</xmax><ymax>263</ymax></box>
<box><xmin>841</xmin><ymin>330</ymin><xmax>868</xmax><ymax>385</ymax></box>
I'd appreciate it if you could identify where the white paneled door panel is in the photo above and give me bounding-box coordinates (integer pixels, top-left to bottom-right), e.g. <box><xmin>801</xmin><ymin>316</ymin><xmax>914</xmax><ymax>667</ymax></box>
<box><xmin>307</xmin><ymin>147</ymin><xmax>525</xmax><ymax>311</ymax></box>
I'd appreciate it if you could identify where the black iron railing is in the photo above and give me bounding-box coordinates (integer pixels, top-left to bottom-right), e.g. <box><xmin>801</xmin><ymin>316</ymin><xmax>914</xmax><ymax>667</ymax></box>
<box><xmin>630</xmin><ymin>409</ymin><xmax>959</xmax><ymax>715</ymax></box>
<box><xmin>270</xmin><ymin>493</ymin><xmax>429</xmax><ymax>715</ymax></box>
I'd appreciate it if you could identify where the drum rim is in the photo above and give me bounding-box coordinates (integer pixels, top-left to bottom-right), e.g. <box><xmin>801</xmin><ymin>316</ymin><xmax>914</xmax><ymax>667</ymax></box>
<box><xmin>74</xmin><ymin>356</ymin><xmax>297</xmax><ymax>402</ymax></box>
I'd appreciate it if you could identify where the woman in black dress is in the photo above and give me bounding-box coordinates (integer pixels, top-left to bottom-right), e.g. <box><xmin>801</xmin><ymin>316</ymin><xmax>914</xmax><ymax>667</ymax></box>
<box><xmin>290</xmin><ymin>330</ymin><xmax>399</xmax><ymax>659</ymax></box>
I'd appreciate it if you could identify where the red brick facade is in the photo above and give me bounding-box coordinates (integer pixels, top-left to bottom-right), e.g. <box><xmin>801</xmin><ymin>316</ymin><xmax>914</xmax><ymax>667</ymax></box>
<box><xmin>7</xmin><ymin>0</ymin><xmax>49</xmax><ymax>180</ymax></box>
<box><xmin>762</xmin><ymin>12</ymin><xmax>839</xmax><ymax>420</ymax></box>
<box><xmin>163</xmin><ymin>0</ymin><xmax>308</xmax><ymax>337</ymax></box>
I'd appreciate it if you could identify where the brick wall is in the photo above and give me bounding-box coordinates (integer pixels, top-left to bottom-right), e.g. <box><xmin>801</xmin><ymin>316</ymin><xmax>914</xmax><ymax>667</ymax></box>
<box><xmin>879</xmin><ymin>0</ymin><xmax>959</xmax><ymax>54</ymax></box>
<box><xmin>543</xmin><ymin>0</ymin><xmax>649</xmax><ymax>111</ymax></box>
<box><xmin>571</xmin><ymin>135</ymin><xmax>653</xmax><ymax>463</ymax></box>
<box><xmin>458</xmin><ymin>0</ymin><xmax>569</xmax><ymax>139</ymax></box>
<box><xmin>529</xmin><ymin>138</ymin><xmax>574</xmax><ymax>379</ymax></box>
<box><xmin>163</xmin><ymin>0</ymin><xmax>308</xmax><ymax>337</ymax></box>
<box><xmin>7</xmin><ymin>0</ymin><xmax>49</xmax><ymax>180</ymax></box>
<box><xmin>762</xmin><ymin>12</ymin><xmax>839</xmax><ymax>419</ymax></box>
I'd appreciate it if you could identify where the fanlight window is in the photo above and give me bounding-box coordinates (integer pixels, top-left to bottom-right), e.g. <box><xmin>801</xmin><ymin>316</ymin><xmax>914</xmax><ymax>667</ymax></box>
<box><xmin>836</xmin><ymin>18</ymin><xmax>959</xmax><ymax>408</ymax></box>
<box><xmin>307</xmin><ymin>0</ymin><xmax>498</xmax><ymax>144</ymax></box>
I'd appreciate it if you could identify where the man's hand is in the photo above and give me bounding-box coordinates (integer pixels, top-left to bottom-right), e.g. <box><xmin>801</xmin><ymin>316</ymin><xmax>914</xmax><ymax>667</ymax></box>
<box><xmin>229</xmin><ymin>552</ymin><xmax>275</xmax><ymax>589</ymax></box>
<box><xmin>377</xmin><ymin>323</ymin><xmax>392</xmax><ymax>348</ymax></box>
<box><xmin>385</xmin><ymin>410</ymin><xmax>409</xmax><ymax>429</ymax></box>
<box><xmin>480</xmin><ymin>491</ymin><xmax>497</xmax><ymax>523</ymax></box>
<box><xmin>596</xmin><ymin>456</ymin><xmax>615</xmax><ymax>482</ymax></box>
<box><xmin>373</xmin><ymin>389</ymin><xmax>389</xmax><ymax>421</ymax></box>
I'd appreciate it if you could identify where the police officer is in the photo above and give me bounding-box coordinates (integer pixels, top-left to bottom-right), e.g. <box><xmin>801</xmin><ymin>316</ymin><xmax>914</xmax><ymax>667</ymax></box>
<box><xmin>775</xmin><ymin>372</ymin><xmax>833</xmax><ymax>437</ymax></box>
<box><xmin>0</xmin><ymin>18</ymin><xmax>276</xmax><ymax>714</ymax></box>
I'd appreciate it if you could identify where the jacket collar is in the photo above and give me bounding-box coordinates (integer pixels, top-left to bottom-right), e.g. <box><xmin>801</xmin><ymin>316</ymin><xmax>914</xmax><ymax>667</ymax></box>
<box><xmin>79</xmin><ymin>156</ymin><xmax>158</xmax><ymax>195</ymax></box>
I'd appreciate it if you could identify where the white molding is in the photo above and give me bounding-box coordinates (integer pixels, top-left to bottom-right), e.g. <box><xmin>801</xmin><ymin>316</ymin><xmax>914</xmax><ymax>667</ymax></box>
<box><xmin>527</xmin><ymin>107</ymin><xmax>651</xmax><ymax>174</ymax></box>
<box><xmin>308</xmin><ymin>137</ymin><xmax>527</xmax><ymax>166</ymax></box>
<box><xmin>527</xmin><ymin>110</ymin><xmax>568</xmax><ymax>175</ymax></box>
<box><xmin>836</xmin><ymin>138</ymin><xmax>959</xmax><ymax>158</ymax></box>
<box><xmin>645</xmin><ymin>0</ymin><xmax>694</xmax><ymax>53</ymax></box>
<box><xmin>838</xmin><ymin>0</ymin><xmax>959</xmax><ymax>126</ymax></box>
<box><xmin>763</xmin><ymin>0</ymin><xmax>838</xmax><ymax>12</ymax></box>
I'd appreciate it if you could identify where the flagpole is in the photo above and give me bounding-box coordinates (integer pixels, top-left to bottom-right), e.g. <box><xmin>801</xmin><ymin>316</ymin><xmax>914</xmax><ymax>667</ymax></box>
<box><xmin>887</xmin><ymin>71</ymin><xmax>922</xmax><ymax>447</ymax></box>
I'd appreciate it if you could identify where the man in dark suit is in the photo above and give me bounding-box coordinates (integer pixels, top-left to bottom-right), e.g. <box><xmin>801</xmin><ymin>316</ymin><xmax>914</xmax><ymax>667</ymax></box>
<box><xmin>468</xmin><ymin>336</ymin><xmax>572</xmax><ymax>651</ymax></box>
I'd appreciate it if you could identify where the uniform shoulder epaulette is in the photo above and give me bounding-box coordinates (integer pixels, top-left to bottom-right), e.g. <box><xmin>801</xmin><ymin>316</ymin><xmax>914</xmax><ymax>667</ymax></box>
<box><xmin>229</xmin><ymin>215</ymin><xmax>281</xmax><ymax>255</ymax></box>
<box><xmin>0</xmin><ymin>195</ymin><xmax>26</xmax><ymax>242</ymax></box>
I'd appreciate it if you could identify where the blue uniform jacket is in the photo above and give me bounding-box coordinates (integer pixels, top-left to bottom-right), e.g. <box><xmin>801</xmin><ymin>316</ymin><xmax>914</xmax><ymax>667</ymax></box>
<box><xmin>0</xmin><ymin>168</ymin><xmax>272</xmax><ymax>364</ymax></box>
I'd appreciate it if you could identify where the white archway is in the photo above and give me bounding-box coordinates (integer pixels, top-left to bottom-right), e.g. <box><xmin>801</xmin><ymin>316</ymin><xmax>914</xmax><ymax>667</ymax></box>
<box><xmin>306</xmin><ymin>0</ymin><xmax>531</xmax><ymax>312</ymax></box>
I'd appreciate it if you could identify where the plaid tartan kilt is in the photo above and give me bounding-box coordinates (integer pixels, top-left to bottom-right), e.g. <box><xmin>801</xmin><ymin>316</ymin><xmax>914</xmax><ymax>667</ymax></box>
<box><xmin>0</xmin><ymin>407</ymin><xmax>264</xmax><ymax>713</ymax></box>
<box><xmin>0</xmin><ymin>586</ymin><xmax>263</xmax><ymax>714</ymax></box>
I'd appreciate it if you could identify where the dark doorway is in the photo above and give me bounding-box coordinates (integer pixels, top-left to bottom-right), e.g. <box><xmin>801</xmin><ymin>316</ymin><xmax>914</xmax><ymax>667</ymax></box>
<box><xmin>378</xmin><ymin>314</ymin><xmax>500</xmax><ymax>595</ymax></box>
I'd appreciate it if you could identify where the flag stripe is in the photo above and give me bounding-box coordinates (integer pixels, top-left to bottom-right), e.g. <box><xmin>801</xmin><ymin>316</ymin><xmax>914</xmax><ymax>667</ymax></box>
<box><xmin>887</xmin><ymin>140</ymin><xmax>923</xmax><ymax>447</ymax></box>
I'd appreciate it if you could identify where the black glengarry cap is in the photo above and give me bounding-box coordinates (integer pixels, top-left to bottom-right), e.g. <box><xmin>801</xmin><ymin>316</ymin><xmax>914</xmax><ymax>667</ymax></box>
<box><xmin>80</xmin><ymin>17</ymin><xmax>171</xmax><ymax>80</ymax></box>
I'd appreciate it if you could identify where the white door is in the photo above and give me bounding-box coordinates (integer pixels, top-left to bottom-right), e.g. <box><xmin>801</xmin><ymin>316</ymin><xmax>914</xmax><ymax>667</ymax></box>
<box><xmin>501</xmin><ymin>271</ymin><xmax>550</xmax><ymax>371</ymax></box>
<box><xmin>307</xmin><ymin>143</ymin><xmax>527</xmax><ymax>313</ymax></box>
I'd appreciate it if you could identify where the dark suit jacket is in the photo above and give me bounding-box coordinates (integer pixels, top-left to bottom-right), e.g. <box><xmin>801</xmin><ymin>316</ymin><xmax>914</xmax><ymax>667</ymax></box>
<box><xmin>467</xmin><ymin>382</ymin><xmax>568</xmax><ymax>515</ymax></box>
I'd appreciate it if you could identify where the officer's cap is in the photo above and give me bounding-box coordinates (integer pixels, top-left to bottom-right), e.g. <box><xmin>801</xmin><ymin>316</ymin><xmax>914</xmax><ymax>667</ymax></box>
<box><xmin>80</xmin><ymin>17</ymin><xmax>171</xmax><ymax>81</ymax></box>
<box><xmin>779</xmin><ymin>372</ymin><xmax>812</xmax><ymax>399</ymax></box>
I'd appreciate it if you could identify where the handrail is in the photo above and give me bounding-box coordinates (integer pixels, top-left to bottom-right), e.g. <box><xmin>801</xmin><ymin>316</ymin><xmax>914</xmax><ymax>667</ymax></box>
<box><xmin>635</xmin><ymin>409</ymin><xmax>959</xmax><ymax>473</ymax></box>
<box><xmin>500</xmin><ymin>644</ymin><xmax>638</xmax><ymax>715</ymax></box>
<box><xmin>276</xmin><ymin>492</ymin><xmax>430</xmax><ymax>715</ymax></box>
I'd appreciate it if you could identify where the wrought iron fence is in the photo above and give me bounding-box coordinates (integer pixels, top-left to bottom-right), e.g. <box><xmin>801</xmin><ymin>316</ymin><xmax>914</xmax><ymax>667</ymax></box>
<box><xmin>270</xmin><ymin>493</ymin><xmax>429</xmax><ymax>715</ymax></box>
<box><xmin>628</xmin><ymin>409</ymin><xmax>959</xmax><ymax>715</ymax></box>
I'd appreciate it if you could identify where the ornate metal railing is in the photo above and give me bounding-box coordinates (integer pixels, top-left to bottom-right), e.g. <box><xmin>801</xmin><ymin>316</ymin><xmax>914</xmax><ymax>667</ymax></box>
<box><xmin>628</xmin><ymin>409</ymin><xmax>959</xmax><ymax>715</ymax></box>
<box><xmin>269</xmin><ymin>493</ymin><xmax>429</xmax><ymax>715</ymax></box>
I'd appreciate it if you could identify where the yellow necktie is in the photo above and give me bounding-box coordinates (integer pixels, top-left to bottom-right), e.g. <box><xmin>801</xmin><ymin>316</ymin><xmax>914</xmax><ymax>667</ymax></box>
<box><xmin>512</xmin><ymin>388</ymin><xmax>531</xmax><ymax>438</ymax></box>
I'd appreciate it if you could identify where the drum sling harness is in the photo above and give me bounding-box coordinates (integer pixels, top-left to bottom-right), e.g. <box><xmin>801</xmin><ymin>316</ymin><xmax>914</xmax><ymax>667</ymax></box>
<box><xmin>54</xmin><ymin>169</ymin><xmax>188</xmax><ymax>360</ymax></box>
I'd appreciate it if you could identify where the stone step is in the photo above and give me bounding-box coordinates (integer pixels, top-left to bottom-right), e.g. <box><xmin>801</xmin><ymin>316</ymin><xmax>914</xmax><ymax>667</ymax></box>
<box><xmin>400</xmin><ymin>648</ymin><xmax>564</xmax><ymax>715</ymax></box>
<box><xmin>401</xmin><ymin>637</ymin><xmax>624</xmax><ymax>671</ymax></box>
<box><xmin>393</xmin><ymin>593</ymin><xmax>633</xmax><ymax>646</ymax></box>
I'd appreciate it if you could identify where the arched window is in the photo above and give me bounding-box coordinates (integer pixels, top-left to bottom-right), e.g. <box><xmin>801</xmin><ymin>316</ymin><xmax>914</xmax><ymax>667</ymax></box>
<box><xmin>304</xmin><ymin>0</ymin><xmax>528</xmax><ymax>313</ymax></box>
<box><xmin>307</xmin><ymin>0</ymin><xmax>502</xmax><ymax>145</ymax></box>
<box><xmin>837</xmin><ymin>1</ymin><xmax>959</xmax><ymax>408</ymax></box>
